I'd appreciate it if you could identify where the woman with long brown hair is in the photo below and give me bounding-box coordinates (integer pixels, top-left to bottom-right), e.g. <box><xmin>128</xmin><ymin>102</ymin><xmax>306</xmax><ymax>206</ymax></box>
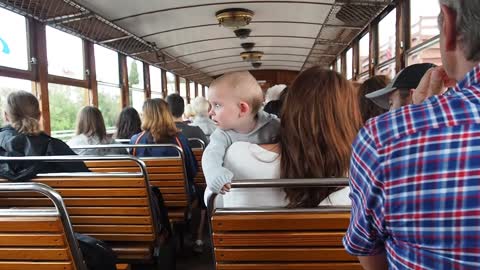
<box><xmin>68</xmin><ymin>106</ymin><xmax>125</xmax><ymax>155</ymax></box>
<box><xmin>218</xmin><ymin>66</ymin><xmax>362</xmax><ymax>207</ymax></box>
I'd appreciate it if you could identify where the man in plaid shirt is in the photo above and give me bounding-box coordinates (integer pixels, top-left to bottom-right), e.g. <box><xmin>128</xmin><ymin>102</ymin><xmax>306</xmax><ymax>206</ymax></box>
<box><xmin>344</xmin><ymin>1</ymin><xmax>480</xmax><ymax>269</ymax></box>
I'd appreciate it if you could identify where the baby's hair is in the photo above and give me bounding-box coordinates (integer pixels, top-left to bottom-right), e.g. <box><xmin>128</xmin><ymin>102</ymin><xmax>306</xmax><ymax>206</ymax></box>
<box><xmin>210</xmin><ymin>71</ymin><xmax>264</xmax><ymax>113</ymax></box>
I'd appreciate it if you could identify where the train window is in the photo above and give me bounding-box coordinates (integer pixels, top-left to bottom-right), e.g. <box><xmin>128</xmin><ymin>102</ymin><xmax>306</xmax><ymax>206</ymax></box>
<box><xmin>98</xmin><ymin>84</ymin><xmax>122</xmax><ymax>129</ymax></box>
<box><xmin>150</xmin><ymin>66</ymin><xmax>163</xmax><ymax>99</ymax></box>
<box><xmin>48</xmin><ymin>83</ymin><xmax>88</xmax><ymax>138</ymax></box>
<box><xmin>189</xmin><ymin>81</ymin><xmax>195</xmax><ymax>100</ymax></box>
<box><xmin>166</xmin><ymin>72</ymin><xmax>176</xmax><ymax>95</ymax></box>
<box><xmin>336</xmin><ymin>58</ymin><xmax>341</xmax><ymax>73</ymax></box>
<box><xmin>127</xmin><ymin>57</ymin><xmax>144</xmax><ymax>112</ymax></box>
<box><xmin>358</xmin><ymin>73</ymin><xmax>369</xmax><ymax>83</ymax></box>
<box><xmin>359</xmin><ymin>33</ymin><xmax>370</xmax><ymax>74</ymax></box>
<box><xmin>0</xmin><ymin>8</ymin><xmax>29</xmax><ymax>70</ymax></box>
<box><xmin>410</xmin><ymin>0</ymin><xmax>440</xmax><ymax>47</ymax></box>
<box><xmin>205</xmin><ymin>86</ymin><xmax>209</xmax><ymax>98</ymax></box>
<box><xmin>179</xmin><ymin>77</ymin><xmax>187</xmax><ymax>102</ymax></box>
<box><xmin>378</xmin><ymin>8</ymin><xmax>396</xmax><ymax>63</ymax></box>
<box><xmin>377</xmin><ymin>60</ymin><xmax>396</xmax><ymax>80</ymax></box>
<box><xmin>198</xmin><ymin>84</ymin><xmax>203</xmax><ymax>97</ymax></box>
<box><xmin>94</xmin><ymin>45</ymin><xmax>121</xmax><ymax>129</ymax></box>
<box><xmin>46</xmin><ymin>27</ymin><xmax>84</xmax><ymax>80</ymax></box>
<box><xmin>94</xmin><ymin>45</ymin><xmax>119</xmax><ymax>84</ymax></box>
<box><xmin>346</xmin><ymin>48</ymin><xmax>353</xmax><ymax>80</ymax></box>
<box><xmin>407</xmin><ymin>39</ymin><xmax>441</xmax><ymax>66</ymax></box>
<box><xmin>0</xmin><ymin>76</ymin><xmax>34</xmax><ymax>126</ymax></box>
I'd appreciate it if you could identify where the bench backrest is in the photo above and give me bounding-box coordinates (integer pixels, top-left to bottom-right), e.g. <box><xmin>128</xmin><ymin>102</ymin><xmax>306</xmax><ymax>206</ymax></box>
<box><xmin>0</xmin><ymin>182</ymin><xmax>87</xmax><ymax>270</ymax></box>
<box><xmin>188</xmin><ymin>138</ymin><xmax>206</xmax><ymax>190</ymax></box>
<box><xmin>72</xmin><ymin>144</ymin><xmax>191</xmax><ymax>223</ymax></box>
<box><xmin>209</xmin><ymin>178</ymin><xmax>361</xmax><ymax>270</ymax></box>
<box><xmin>0</xmin><ymin>156</ymin><xmax>157</xmax><ymax>263</ymax></box>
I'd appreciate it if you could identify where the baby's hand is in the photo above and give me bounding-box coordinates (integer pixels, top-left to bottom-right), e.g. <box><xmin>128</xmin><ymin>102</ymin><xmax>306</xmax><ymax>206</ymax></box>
<box><xmin>219</xmin><ymin>183</ymin><xmax>231</xmax><ymax>195</ymax></box>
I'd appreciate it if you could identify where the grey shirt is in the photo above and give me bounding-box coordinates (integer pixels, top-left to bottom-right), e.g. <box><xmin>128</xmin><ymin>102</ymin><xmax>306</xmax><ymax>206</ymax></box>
<box><xmin>202</xmin><ymin>111</ymin><xmax>280</xmax><ymax>193</ymax></box>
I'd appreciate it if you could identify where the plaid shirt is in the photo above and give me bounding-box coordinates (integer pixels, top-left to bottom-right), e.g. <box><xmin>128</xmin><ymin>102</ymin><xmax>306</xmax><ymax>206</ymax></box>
<box><xmin>344</xmin><ymin>64</ymin><xmax>480</xmax><ymax>270</ymax></box>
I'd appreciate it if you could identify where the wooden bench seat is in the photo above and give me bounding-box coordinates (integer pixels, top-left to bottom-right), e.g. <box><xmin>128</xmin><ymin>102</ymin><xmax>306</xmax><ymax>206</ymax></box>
<box><xmin>0</xmin><ymin>156</ymin><xmax>158</xmax><ymax>264</ymax></box>
<box><xmin>78</xmin><ymin>144</ymin><xmax>192</xmax><ymax>224</ymax></box>
<box><xmin>0</xmin><ymin>183</ymin><xmax>87</xmax><ymax>270</ymax></box>
<box><xmin>209</xmin><ymin>178</ymin><xmax>361</xmax><ymax>270</ymax></box>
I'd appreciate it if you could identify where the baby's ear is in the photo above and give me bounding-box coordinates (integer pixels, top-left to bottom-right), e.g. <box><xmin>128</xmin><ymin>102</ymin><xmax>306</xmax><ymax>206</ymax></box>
<box><xmin>238</xmin><ymin>101</ymin><xmax>251</xmax><ymax>116</ymax></box>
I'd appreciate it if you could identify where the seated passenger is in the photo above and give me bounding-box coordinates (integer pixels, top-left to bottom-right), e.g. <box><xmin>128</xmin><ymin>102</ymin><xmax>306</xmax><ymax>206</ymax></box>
<box><xmin>166</xmin><ymin>94</ymin><xmax>209</xmax><ymax>145</ymax></box>
<box><xmin>357</xmin><ymin>75</ymin><xmax>390</xmax><ymax>124</ymax></box>
<box><xmin>207</xmin><ymin>67</ymin><xmax>362</xmax><ymax>208</ymax></box>
<box><xmin>365</xmin><ymin>63</ymin><xmax>435</xmax><ymax>111</ymax></box>
<box><xmin>191</xmin><ymin>96</ymin><xmax>216</xmax><ymax>137</ymax></box>
<box><xmin>263</xmin><ymin>85</ymin><xmax>287</xmax><ymax>117</ymax></box>
<box><xmin>68</xmin><ymin>106</ymin><xmax>126</xmax><ymax>155</ymax></box>
<box><xmin>344</xmin><ymin>1</ymin><xmax>480</xmax><ymax>268</ymax></box>
<box><xmin>0</xmin><ymin>91</ymin><xmax>89</xmax><ymax>181</ymax></box>
<box><xmin>114</xmin><ymin>107</ymin><xmax>141</xmax><ymax>140</ymax></box>
<box><xmin>130</xmin><ymin>98</ymin><xmax>204</xmax><ymax>252</ymax></box>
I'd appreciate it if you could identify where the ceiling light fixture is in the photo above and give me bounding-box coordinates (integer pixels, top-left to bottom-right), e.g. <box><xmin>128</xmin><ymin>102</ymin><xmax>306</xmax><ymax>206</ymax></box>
<box><xmin>234</xmin><ymin>28</ymin><xmax>251</xmax><ymax>39</ymax></box>
<box><xmin>215</xmin><ymin>8</ymin><xmax>254</xmax><ymax>29</ymax></box>
<box><xmin>240</xmin><ymin>51</ymin><xmax>264</xmax><ymax>62</ymax></box>
<box><xmin>252</xmin><ymin>62</ymin><xmax>262</xmax><ymax>68</ymax></box>
<box><xmin>241</xmin><ymin>42</ymin><xmax>255</xmax><ymax>51</ymax></box>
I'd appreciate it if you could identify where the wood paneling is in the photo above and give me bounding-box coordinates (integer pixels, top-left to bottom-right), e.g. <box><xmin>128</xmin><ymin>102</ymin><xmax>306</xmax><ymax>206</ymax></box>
<box><xmin>249</xmin><ymin>70</ymin><xmax>299</xmax><ymax>91</ymax></box>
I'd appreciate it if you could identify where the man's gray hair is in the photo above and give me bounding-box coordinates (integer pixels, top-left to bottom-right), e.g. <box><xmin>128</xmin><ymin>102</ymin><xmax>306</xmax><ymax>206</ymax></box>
<box><xmin>439</xmin><ymin>0</ymin><xmax>480</xmax><ymax>61</ymax></box>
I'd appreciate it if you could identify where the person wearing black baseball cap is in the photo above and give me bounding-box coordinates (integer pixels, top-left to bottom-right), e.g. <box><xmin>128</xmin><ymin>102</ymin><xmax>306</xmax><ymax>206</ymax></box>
<box><xmin>365</xmin><ymin>63</ymin><xmax>436</xmax><ymax>111</ymax></box>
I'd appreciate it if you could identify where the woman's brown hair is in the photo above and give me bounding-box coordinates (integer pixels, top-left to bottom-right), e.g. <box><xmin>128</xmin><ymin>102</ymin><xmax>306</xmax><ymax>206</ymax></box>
<box><xmin>141</xmin><ymin>99</ymin><xmax>178</xmax><ymax>142</ymax></box>
<box><xmin>358</xmin><ymin>75</ymin><xmax>390</xmax><ymax>124</ymax></box>
<box><xmin>75</xmin><ymin>106</ymin><xmax>107</xmax><ymax>141</ymax></box>
<box><xmin>280</xmin><ymin>67</ymin><xmax>362</xmax><ymax>208</ymax></box>
<box><xmin>5</xmin><ymin>91</ymin><xmax>42</xmax><ymax>135</ymax></box>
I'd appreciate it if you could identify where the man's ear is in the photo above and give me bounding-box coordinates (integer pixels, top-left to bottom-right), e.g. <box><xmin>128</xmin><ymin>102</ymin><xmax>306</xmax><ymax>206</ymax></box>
<box><xmin>3</xmin><ymin>112</ymin><xmax>9</xmax><ymax>123</ymax></box>
<box><xmin>440</xmin><ymin>4</ymin><xmax>457</xmax><ymax>51</ymax></box>
<box><xmin>238</xmin><ymin>101</ymin><xmax>251</xmax><ymax>117</ymax></box>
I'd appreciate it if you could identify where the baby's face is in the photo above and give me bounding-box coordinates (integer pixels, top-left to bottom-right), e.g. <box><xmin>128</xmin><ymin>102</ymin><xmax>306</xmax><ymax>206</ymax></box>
<box><xmin>208</xmin><ymin>87</ymin><xmax>241</xmax><ymax>130</ymax></box>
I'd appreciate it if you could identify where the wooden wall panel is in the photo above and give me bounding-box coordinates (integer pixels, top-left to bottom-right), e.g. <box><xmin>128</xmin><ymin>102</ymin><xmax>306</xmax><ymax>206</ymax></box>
<box><xmin>249</xmin><ymin>70</ymin><xmax>299</xmax><ymax>91</ymax></box>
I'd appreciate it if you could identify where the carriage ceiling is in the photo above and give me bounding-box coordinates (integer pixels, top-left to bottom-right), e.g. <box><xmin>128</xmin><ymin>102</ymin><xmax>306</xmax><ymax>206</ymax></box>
<box><xmin>0</xmin><ymin>0</ymin><xmax>393</xmax><ymax>85</ymax></box>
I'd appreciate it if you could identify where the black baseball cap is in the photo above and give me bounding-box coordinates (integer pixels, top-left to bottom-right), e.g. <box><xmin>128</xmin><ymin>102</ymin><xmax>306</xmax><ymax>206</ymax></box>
<box><xmin>365</xmin><ymin>63</ymin><xmax>437</xmax><ymax>109</ymax></box>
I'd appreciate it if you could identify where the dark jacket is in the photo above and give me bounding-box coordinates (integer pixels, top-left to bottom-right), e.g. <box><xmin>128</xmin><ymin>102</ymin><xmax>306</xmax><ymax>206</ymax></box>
<box><xmin>129</xmin><ymin>131</ymin><xmax>198</xmax><ymax>187</ymax></box>
<box><xmin>0</xmin><ymin>125</ymin><xmax>89</xmax><ymax>181</ymax></box>
<box><xmin>175</xmin><ymin>122</ymin><xmax>209</xmax><ymax>146</ymax></box>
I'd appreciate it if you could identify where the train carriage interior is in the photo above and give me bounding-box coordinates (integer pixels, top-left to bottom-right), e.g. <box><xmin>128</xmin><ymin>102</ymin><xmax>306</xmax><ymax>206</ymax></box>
<box><xmin>0</xmin><ymin>0</ymin><xmax>456</xmax><ymax>269</ymax></box>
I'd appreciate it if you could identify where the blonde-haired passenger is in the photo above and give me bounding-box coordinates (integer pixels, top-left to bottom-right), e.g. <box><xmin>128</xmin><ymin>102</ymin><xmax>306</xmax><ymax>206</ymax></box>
<box><xmin>184</xmin><ymin>104</ymin><xmax>196</xmax><ymax>122</ymax></box>
<box><xmin>68</xmin><ymin>106</ymin><xmax>125</xmax><ymax>155</ymax></box>
<box><xmin>0</xmin><ymin>91</ymin><xmax>88</xmax><ymax>180</ymax></box>
<box><xmin>191</xmin><ymin>96</ymin><xmax>216</xmax><ymax>136</ymax></box>
<box><xmin>203</xmin><ymin>71</ymin><xmax>280</xmax><ymax>195</ymax></box>
<box><xmin>129</xmin><ymin>99</ymin><xmax>206</xmax><ymax>251</ymax></box>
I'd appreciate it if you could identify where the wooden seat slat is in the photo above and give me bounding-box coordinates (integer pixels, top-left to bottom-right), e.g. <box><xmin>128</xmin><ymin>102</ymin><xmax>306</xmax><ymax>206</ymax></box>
<box><xmin>34</xmin><ymin>178</ymin><xmax>144</xmax><ymax>187</ymax></box>
<box><xmin>147</xmin><ymin>174</ymin><xmax>185</xmax><ymax>180</ymax></box>
<box><xmin>68</xmin><ymin>207</ymin><xmax>149</xmax><ymax>215</ymax></box>
<box><xmin>116</xmin><ymin>264</ymin><xmax>131</xmax><ymax>270</ymax></box>
<box><xmin>0</xmin><ymin>217</ymin><xmax>61</xmax><ymax>232</ymax></box>
<box><xmin>89</xmin><ymin>234</ymin><xmax>155</xmax><ymax>241</ymax></box>
<box><xmin>0</xmin><ymin>261</ymin><xmax>73</xmax><ymax>270</ymax></box>
<box><xmin>74</xmin><ymin>224</ymin><xmax>153</xmax><ymax>233</ymax></box>
<box><xmin>89</xmin><ymin>168</ymin><xmax>139</xmax><ymax>173</ymax></box>
<box><xmin>216</xmin><ymin>263</ymin><xmax>362</xmax><ymax>270</ymax></box>
<box><xmin>213</xmin><ymin>232</ymin><xmax>345</xmax><ymax>247</ymax></box>
<box><xmin>70</xmin><ymin>216</ymin><xmax>152</xmax><ymax>225</ymax></box>
<box><xmin>212</xmin><ymin>213</ymin><xmax>350</xmax><ymax>231</ymax></box>
<box><xmin>0</xmin><ymin>234</ymin><xmax>65</xmax><ymax>246</ymax></box>
<box><xmin>215</xmin><ymin>248</ymin><xmax>357</xmax><ymax>262</ymax></box>
<box><xmin>56</xmin><ymin>188</ymin><xmax>146</xmax><ymax>197</ymax></box>
<box><xmin>0</xmin><ymin>248</ymin><xmax>70</xmax><ymax>260</ymax></box>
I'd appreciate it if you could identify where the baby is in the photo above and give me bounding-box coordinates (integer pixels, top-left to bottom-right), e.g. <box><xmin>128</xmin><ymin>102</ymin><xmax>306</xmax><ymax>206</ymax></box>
<box><xmin>202</xmin><ymin>71</ymin><xmax>280</xmax><ymax>195</ymax></box>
